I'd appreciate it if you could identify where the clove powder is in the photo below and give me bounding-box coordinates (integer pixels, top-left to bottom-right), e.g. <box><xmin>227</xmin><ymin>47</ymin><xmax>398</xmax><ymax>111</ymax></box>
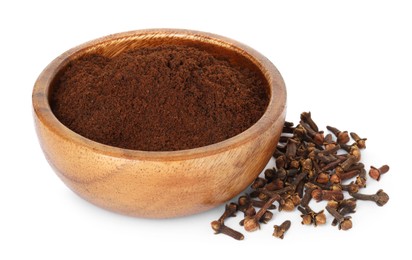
<box><xmin>51</xmin><ymin>45</ymin><xmax>269</xmax><ymax>151</ymax></box>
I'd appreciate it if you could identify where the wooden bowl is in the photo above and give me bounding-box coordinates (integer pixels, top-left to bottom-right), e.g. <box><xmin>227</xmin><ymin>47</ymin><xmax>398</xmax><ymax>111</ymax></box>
<box><xmin>32</xmin><ymin>29</ymin><xmax>286</xmax><ymax>218</ymax></box>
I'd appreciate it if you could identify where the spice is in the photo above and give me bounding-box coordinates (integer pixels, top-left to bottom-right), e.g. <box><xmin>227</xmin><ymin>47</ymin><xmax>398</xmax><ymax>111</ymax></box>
<box><xmin>51</xmin><ymin>45</ymin><xmax>269</xmax><ymax>151</ymax></box>
<box><xmin>311</xmin><ymin>189</ymin><xmax>344</xmax><ymax>202</ymax></box>
<box><xmin>273</xmin><ymin>220</ymin><xmax>291</xmax><ymax>239</ymax></box>
<box><xmin>243</xmin><ymin>195</ymin><xmax>280</xmax><ymax>232</ymax></box>
<box><xmin>298</xmin><ymin>206</ymin><xmax>326</xmax><ymax>226</ymax></box>
<box><xmin>238</xmin><ymin>195</ymin><xmax>276</xmax><ymax>211</ymax></box>
<box><xmin>218</xmin><ymin>203</ymin><xmax>238</xmax><ymax>224</ymax></box>
<box><xmin>211</xmin><ymin>111</ymin><xmax>391</xmax><ymax>239</ymax></box>
<box><xmin>300</xmin><ymin>111</ymin><xmax>319</xmax><ymax>132</ymax></box>
<box><xmin>369</xmin><ymin>165</ymin><xmax>390</xmax><ymax>181</ymax></box>
<box><xmin>211</xmin><ymin>221</ymin><xmax>244</xmax><ymax>240</ymax></box>
<box><xmin>325</xmin><ymin>205</ymin><xmax>353</xmax><ymax>231</ymax></box>
<box><xmin>349</xmin><ymin>190</ymin><xmax>390</xmax><ymax>206</ymax></box>
<box><xmin>211</xmin><ymin>202</ymin><xmax>243</xmax><ymax>240</ymax></box>
<box><xmin>326</xmin><ymin>126</ymin><xmax>350</xmax><ymax>144</ymax></box>
<box><xmin>260</xmin><ymin>211</ymin><xmax>274</xmax><ymax>224</ymax></box>
<box><xmin>350</xmin><ymin>132</ymin><xmax>367</xmax><ymax>149</ymax></box>
<box><xmin>331</xmin><ymin>199</ymin><xmax>357</xmax><ymax>226</ymax></box>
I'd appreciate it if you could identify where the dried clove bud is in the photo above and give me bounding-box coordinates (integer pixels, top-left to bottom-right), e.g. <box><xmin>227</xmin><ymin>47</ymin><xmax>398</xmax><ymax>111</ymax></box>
<box><xmin>218</xmin><ymin>203</ymin><xmax>238</xmax><ymax>223</ymax></box>
<box><xmin>350</xmin><ymin>145</ymin><xmax>361</xmax><ymax>162</ymax></box>
<box><xmin>211</xmin><ymin>111</ymin><xmax>390</xmax><ymax>239</ymax></box>
<box><xmin>279</xmin><ymin>197</ymin><xmax>296</xmax><ymax>212</ymax></box>
<box><xmin>298</xmin><ymin>206</ymin><xmax>326</xmax><ymax>226</ymax></box>
<box><xmin>326</xmin><ymin>205</ymin><xmax>352</xmax><ymax>231</ymax></box>
<box><xmin>329</xmin><ymin>173</ymin><xmax>341</xmax><ymax>184</ymax></box>
<box><xmin>316</xmin><ymin>172</ymin><xmax>330</xmax><ymax>184</ymax></box>
<box><xmin>300</xmin><ymin>112</ymin><xmax>319</xmax><ymax>132</ymax></box>
<box><xmin>243</xmin><ymin>195</ymin><xmax>279</xmax><ymax>232</ymax></box>
<box><xmin>338</xmin><ymin>169</ymin><xmax>360</xmax><ymax>181</ymax></box>
<box><xmin>355</xmin><ymin>168</ymin><xmax>367</xmax><ymax>188</ymax></box>
<box><xmin>273</xmin><ymin>220</ymin><xmax>291</xmax><ymax>239</ymax></box>
<box><xmin>264</xmin><ymin>168</ymin><xmax>277</xmax><ymax>181</ymax></box>
<box><xmin>265</xmin><ymin>178</ymin><xmax>284</xmax><ymax>191</ymax></box>
<box><xmin>260</xmin><ymin>211</ymin><xmax>274</xmax><ymax>224</ymax></box>
<box><xmin>369</xmin><ymin>165</ymin><xmax>390</xmax><ymax>181</ymax></box>
<box><xmin>251</xmin><ymin>177</ymin><xmax>267</xmax><ymax>189</ymax></box>
<box><xmin>350</xmin><ymin>189</ymin><xmax>389</xmax><ymax>206</ymax></box>
<box><xmin>327</xmin><ymin>126</ymin><xmax>350</xmax><ymax>144</ymax></box>
<box><xmin>324</xmin><ymin>133</ymin><xmax>337</xmax><ymax>150</ymax></box>
<box><xmin>350</xmin><ymin>132</ymin><xmax>367</xmax><ymax>149</ymax></box>
<box><xmin>327</xmin><ymin>200</ymin><xmax>340</xmax><ymax>209</ymax></box>
<box><xmin>311</xmin><ymin>189</ymin><xmax>344</xmax><ymax>202</ymax></box>
<box><xmin>211</xmin><ymin>221</ymin><xmax>244</xmax><ymax>240</ymax></box>
<box><xmin>341</xmin><ymin>182</ymin><xmax>359</xmax><ymax>193</ymax></box>
<box><xmin>331</xmin><ymin>199</ymin><xmax>357</xmax><ymax>226</ymax></box>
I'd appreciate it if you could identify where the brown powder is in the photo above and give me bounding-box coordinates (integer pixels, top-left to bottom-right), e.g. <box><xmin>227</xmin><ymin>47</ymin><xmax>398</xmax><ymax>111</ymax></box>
<box><xmin>50</xmin><ymin>45</ymin><xmax>269</xmax><ymax>151</ymax></box>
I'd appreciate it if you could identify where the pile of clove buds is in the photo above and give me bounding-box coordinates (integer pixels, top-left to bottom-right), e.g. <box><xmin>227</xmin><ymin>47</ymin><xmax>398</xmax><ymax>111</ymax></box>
<box><xmin>211</xmin><ymin>112</ymin><xmax>390</xmax><ymax>240</ymax></box>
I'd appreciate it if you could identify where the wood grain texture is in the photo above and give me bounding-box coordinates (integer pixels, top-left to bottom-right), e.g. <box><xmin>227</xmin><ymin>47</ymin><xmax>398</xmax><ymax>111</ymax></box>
<box><xmin>32</xmin><ymin>29</ymin><xmax>287</xmax><ymax>218</ymax></box>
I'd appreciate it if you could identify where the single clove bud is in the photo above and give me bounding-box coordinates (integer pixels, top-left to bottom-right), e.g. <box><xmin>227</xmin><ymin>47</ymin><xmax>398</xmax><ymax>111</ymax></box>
<box><xmin>349</xmin><ymin>189</ymin><xmax>389</xmax><ymax>206</ymax></box>
<box><xmin>238</xmin><ymin>194</ymin><xmax>277</xmax><ymax>212</ymax></box>
<box><xmin>265</xmin><ymin>178</ymin><xmax>284</xmax><ymax>191</ymax></box>
<box><xmin>218</xmin><ymin>203</ymin><xmax>238</xmax><ymax>223</ymax></box>
<box><xmin>331</xmin><ymin>199</ymin><xmax>357</xmax><ymax>226</ymax></box>
<box><xmin>299</xmin><ymin>207</ymin><xmax>314</xmax><ymax>225</ymax></box>
<box><xmin>325</xmin><ymin>205</ymin><xmax>353</xmax><ymax>231</ymax></box>
<box><xmin>273</xmin><ymin>220</ymin><xmax>291</xmax><ymax>239</ymax></box>
<box><xmin>327</xmin><ymin>125</ymin><xmax>350</xmax><ymax>144</ymax></box>
<box><xmin>264</xmin><ymin>168</ymin><xmax>277</xmax><ymax>181</ymax></box>
<box><xmin>300</xmin><ymin>121</ymin><xmax>324</xmax><ymax>146</ymax></box>
<box><xmin>350</xmin><ymin>132</ymin><xmax>367</xmax><ymax>149</ymax></box>
<box><xmin>260</xmin><ymin>211</ymin><xmax>274</xmax><ymax>224</ymax></box>
<box><xmin>327</xmin><ymin>200</ymin><xmax>339</xmax><ymax>209</ymax></box>
<box><xmin>311</xmin><ymin>189</ymin><xmax>344</xmax><ymax>202</ymax></box>
<box><xmin>355</xmin><ymin>168</ymin><xmax>367</xmax><ymax>188</ymax></box>
<box><xmin>369</xmin><ymin>165</ymin><xmax>390</xmax><ymax>181</ymax></box>
<box><xmin>285</xmin><ymin>138</ymin><xmax>299</xmax><ymax>160</ymax></box>
<box><xmin>321</xmin><ymin>156</ymin><xmax>347</xmax><ymax>171</ymax></box>
<box><xmin>324</xmin><ymin>133</ymin><xmax>337</xmax><ymax>150</ymax></box>
<box><xmin>349</xmin><ymin>144</ymin><xmax>361</xmax><ymax>162</ymax></box>
<box><xmin>244</xmin><ymin>204</ymin><xmax>256</xmax><ymax>217</ymax></box>
<box><xmin>211</xmin><ymin>221</ymin><xmax>244</xmax><ymax>240</ymax></box>
<box><xmin>301</xmin><ymin>183</ymin><xmax>318</xmax><ymax>207</ymax></box>
<box><xmin>300</xmin><ymin>111</ymin><xmax>319</xmax><ymax>132</ymax></box>
<box><xmin>275</xmin><ymin>154</ymin><xmax>287</xmax><ymax>169</ymax></box>
<box><xmin>340</xmin><ymin>182</ymin><xmax>359</xmax><ymax>193</ymax></box>
<box><xmin>338</xmin><ymin>169</ymin><xmax>360</xmax><ymax>181</ymax></box>
<box><xmin>316</xmin><ymin>172</ymin><xmax>330</xmax><ymax>184</ymax></box>
<box><xmin>251</xmin><ymin>177</ymin><xmax>267</xmax><ymax>189</ymax></box>
<box><xmin>279</xmin><ymin>197</ymin><xmax>296</xmax><ymax>212</ymax></box>
<box><xmin>243</xmin><ymin>194</ymin><xmax>280</xmax><ymax>232</ymax></box>
<box><xmin>329</xmin><ymin>173</ymin><xmax>341</xmax><ymax>184</ymax></box>
<box><xmin>320</xmin><ymin>144</ymin><xmax>341</xmax><ymax>155</ymax></box>
<box><xmin>239</xmin><ymin>205</ymin><xmax>256</xmax><ymax>226</ymax></box>
<box><xmin>339</xmin><ymin>155</ymin><xmax>358</xmax><ymax>172</ymax></box>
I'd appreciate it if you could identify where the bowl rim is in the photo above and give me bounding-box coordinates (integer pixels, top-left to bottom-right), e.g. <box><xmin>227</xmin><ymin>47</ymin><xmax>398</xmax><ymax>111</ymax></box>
<box><xmin>32</xmin><ymin>28</ymin><xmax>286</xmax><ymax>161</ymax></box>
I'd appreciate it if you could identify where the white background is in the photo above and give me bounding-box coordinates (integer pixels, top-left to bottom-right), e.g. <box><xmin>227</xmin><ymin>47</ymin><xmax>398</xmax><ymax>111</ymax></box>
<box><xmin>1</xmin><ymin>0</ymin><xmax>410</xmax><ymax>259</ymax></box>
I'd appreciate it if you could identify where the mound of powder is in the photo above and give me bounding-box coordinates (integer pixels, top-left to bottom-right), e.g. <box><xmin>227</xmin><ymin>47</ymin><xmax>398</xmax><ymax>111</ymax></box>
<box><xmin>51</xmin><ymin>45</ymin><xmax>269</xmax><ymax>151</ymax></box>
